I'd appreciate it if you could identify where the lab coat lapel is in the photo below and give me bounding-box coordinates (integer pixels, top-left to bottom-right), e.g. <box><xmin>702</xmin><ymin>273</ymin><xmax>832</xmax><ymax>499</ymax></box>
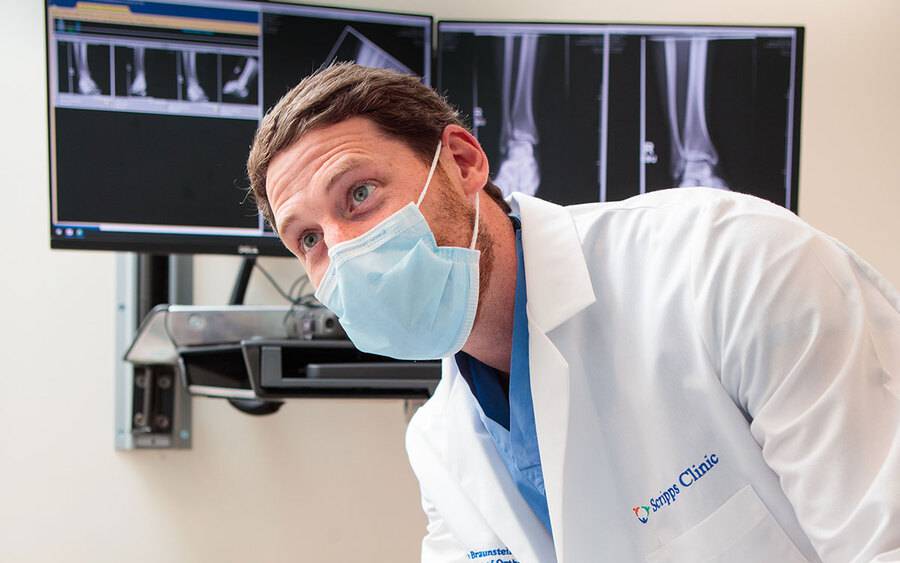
<box><xmin>509</xmin><ymin>194</ymin><xmax>596</xmax><ymax>562</ymax></box>
<box><xmin>510</xmin><ymin>194</ymin><xmax>596</xmax><ymax>333</ymax></box>
<box><xmin>445</xmin><ymin>364</ymin><xmax>557</xmax><ymax>563</ymax></box>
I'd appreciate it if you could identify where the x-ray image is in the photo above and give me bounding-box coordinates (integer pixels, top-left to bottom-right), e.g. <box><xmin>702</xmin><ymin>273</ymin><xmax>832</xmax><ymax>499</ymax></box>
<box><xmin>56</xmin><ymin>41</ymin><xmax>110</xmax><ymax>96</ymax></box>
<box><xmin>177</xmin><ymin>51</ymin><xmax>216</xmax><ymax>102</ymax></box>
<box><xmin>263</xmin><ymin>13</ymin><xmax>428</xmax><ymax>109</ymax></box>
<box><xmin>440</xmin><ymin>30</ymin><xmax>605</xmax><ymax>205</ymax></box>
<box><xmin>602</xmin><ymin>32</ymin><xmax>797</xmax><ymax>207</ymax></box>
<box><xmin>492</xmin><ymin>34</ymin><xmax>540</xmax><ymax>198</ymax></box>
<box><xmin>653</xmin><ymin>38</ymin><xmax>727</xmax><ymax>189</ymax></box>
<box><xmin>114</xmin><ymin>47</ymin><xmax>177</xmax><ymax>100</ymax></box>
<box><xmin>441</xmin><ymin>24</ymin><xmax>801</xmax><ymax>210</ymax></box>
<box><xmin>113</xmin><ymin>47</ymin><xmax>216</xmax><ymax>102</ymax></box>
<box><xmin>222</xmin><ymin>56</ymin><xmax>259</xmax><ymax>105</ymax></box>
<box><xmin>325</xmin><ymin>26</ymin><xmax>412</xmax><ymax>74</ymax></box>
<box><xmin>641</xmin><ymin>36</ymin><xmax>795</xmax><ymax>204</ymax></box>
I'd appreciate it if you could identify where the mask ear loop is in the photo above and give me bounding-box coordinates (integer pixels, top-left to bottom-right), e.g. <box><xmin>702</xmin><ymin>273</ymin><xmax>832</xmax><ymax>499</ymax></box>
<box><xmin>469</xmin><ymin>191</ymin><xmax>480</xmax><ymax>250</ymax></box>
<box><xmin>416</xmin><ymin>139</ymin><xmax>480</xmax><ymax>251</ymax></box>
<box><xmin>416</xmin><ymin>140</ymin><xmax>443</xmax><ymax>207</ymax></box>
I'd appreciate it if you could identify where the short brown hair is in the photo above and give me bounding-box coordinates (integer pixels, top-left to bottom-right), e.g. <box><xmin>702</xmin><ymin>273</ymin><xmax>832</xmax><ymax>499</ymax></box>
<box><xmin>247</xmin><ymin>62</ymin><xmax>511</xmax><ymax>230</ymax></box>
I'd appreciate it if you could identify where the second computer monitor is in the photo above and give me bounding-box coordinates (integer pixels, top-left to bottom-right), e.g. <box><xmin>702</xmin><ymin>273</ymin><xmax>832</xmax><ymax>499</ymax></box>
<box><xmin>438</xmin><ymin>22</ymin><xmax>803</xmax><ymax>210</ymax></box>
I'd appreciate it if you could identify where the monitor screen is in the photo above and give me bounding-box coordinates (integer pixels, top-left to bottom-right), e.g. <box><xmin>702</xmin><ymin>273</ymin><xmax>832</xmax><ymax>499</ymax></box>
<box><xmin>46</xmin><ymin>0</ymin><xmax>431</xmax><ymax>255</ymax></box>
<box><xmin>438</xmin><ymin>22</ymin><xmax>803</xmax><ymax>210</ymax></box>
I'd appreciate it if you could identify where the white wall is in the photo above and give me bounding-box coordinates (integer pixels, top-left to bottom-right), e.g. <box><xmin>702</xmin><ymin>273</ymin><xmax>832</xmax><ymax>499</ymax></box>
<box><xmin>1</xmin><ymin>0</ymin><xmax>897</xmax><ymax>561</ymax></box>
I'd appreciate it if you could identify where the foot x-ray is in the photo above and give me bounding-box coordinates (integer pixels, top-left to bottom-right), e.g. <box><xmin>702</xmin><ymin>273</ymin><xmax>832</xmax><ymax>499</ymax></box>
<box><xmin>325</xmin><ymin>26</ymin><xmax>412</xmax><ymax>74</ymax></box>
<box><xmin>55</xmin><ymin>32</ymin><xmax>260</xmax><ymax>121</ymax></box>
<box><xmin>223</xmin><ymin>57</ymin><xmax>260</xmax><ymax>101</ymax></box>
<box><xmin>57</xmin><ymin>41</ymin><xmax>111</xmax><ymax>96</ymax></box>
<box><xmin>113</xmin><ymin>47</ymin><xmax>259</xmax><ymax>107</ymax></box>
<box><xmin>440</xmin><ymin>24</ymin><xmax>801</xmax><ymax>210</ymax></box>
<box><xmin>262</xmin><ymin>12</ymin><xmax>429</xmax><ymax>110</ymax></box>
<box><xmin>118</xmin><ymin>47</ymin><xmax>219</xmax><ymax>102</ymax></box>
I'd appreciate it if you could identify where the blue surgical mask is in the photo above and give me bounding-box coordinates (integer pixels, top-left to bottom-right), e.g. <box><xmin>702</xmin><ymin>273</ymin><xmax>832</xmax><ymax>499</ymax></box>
<box><xmin>314</xmin><ymin>141</ymin><xmax>481</xmax><ymax>360</ymax></box>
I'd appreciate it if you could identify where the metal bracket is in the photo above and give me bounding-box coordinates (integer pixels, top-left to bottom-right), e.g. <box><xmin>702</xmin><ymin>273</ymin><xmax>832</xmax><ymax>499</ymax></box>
<box><xmin>115</xmin><ymin>253</ymin><xmax>192</xmax><ymax>450</ymax></box>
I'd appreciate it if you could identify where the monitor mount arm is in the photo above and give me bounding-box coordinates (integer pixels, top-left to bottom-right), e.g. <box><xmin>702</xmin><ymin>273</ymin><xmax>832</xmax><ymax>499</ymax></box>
<box><xmin>227</xmin><ymin>256</ymin><xmax>284</xmax><ymax>416</ymax></box>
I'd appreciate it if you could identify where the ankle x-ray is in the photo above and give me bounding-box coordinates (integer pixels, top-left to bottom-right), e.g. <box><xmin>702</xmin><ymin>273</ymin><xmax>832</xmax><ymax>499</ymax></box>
<box><xmin>57</xmin><ymin>41</ymin><xmax>110</xmax><ymax>96</ymax></box>
<box><xmin>53</xmin><ymin>6</ymin><xmax>427</xmax><ymax>128</ymax></box>
<box><xmin>440</xmin><ymin>26</ymin><xmax>605</xmax><ymax>206</ymax></box>
<box><xmin>439</xmin><ymin>23</ymin><xmax>801</xmax><ymax>210</ymax></box>
<box><xmin>658</xmin><ymin>38</ymin><xmax>727</xmax><ymax>189</ymax></box>
<box><xmin>493</xmin><ymin>34</ymin><xmax>541</xmax><ymax>198</ymax></box>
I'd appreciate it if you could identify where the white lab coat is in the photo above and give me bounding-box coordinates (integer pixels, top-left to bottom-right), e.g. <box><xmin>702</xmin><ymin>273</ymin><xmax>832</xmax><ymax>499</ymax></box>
<box><xmin>405</xmin><ymin>188</ymin><xmax>900</xmax><ymax>563</ymax></box>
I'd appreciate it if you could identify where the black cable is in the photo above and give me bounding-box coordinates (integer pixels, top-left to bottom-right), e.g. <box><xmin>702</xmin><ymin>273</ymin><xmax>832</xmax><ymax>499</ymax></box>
<box><xmin>287</xmin><ymin>272</ymin><xmax>312</xmax><ymax>302</ymax></box>
<box><xmin>253</xmin><ymin>261</ymin><xmax>301</xmax><ymax>303</ymax></box>
<box><xmin>252</xmin><ymin>262</ymin><xmax>319</xmax><ymax>335</ymax></box>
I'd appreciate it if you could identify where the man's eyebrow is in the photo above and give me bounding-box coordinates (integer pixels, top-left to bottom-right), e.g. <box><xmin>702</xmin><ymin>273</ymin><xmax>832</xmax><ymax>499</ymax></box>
<box><xmin>276</xmin><ymin>156</ymin><xmax>369</xmax><ymax>239</ymax></box>
<box><xmin>323</xmin><ymin>156</ymin><xmax>368</xmax><ymax>195</ymax></box>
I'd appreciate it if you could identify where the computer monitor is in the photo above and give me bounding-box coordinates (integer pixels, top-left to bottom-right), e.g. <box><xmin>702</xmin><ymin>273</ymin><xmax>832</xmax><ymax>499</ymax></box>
<box><xmin>438</xmin><ymin>22</ymin><xmax>803</xmax><ymax>211</ymax></box>
<box><xmin>46</xmin><ymin>0</ymin><xmax>432</xmax><ymax>255</ymax></box>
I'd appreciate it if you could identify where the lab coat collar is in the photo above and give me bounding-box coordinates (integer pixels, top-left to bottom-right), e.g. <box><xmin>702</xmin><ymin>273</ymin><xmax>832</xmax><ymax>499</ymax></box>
<box><xmin>508</xmin><ymin>193</ymin><xmax>596</xmax><ymax>561</ymax></box>
<box><xmin>507</xmin><ymin>193</ymin><xmax>597</xmax><ymax>333</ymax></box>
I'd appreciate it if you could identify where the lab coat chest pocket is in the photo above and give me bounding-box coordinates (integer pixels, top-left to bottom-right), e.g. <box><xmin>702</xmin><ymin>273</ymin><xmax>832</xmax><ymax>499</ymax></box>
<box><xmin>645</xmin><ymin>485</ymin><xmax>808</xmax><ymax>563</ymax></box>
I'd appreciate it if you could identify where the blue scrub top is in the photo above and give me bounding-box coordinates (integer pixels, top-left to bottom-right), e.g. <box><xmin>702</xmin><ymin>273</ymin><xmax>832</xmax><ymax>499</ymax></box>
<box><xmin>455</xmin><ymin>218</ymin><xmax>553</xmax><ymax>536</ymax></box>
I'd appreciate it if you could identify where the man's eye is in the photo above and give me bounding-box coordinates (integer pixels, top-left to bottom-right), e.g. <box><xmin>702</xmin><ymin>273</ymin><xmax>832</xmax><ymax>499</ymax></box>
<box><xmin>300</xmin><ymin>232</ymin><xmax>321</xmax><ymax>251</ymax></box>
<box><xmin>350</xmin><ymin>183</ymin><xmax>375</xmax><ymax>206</ymax></box>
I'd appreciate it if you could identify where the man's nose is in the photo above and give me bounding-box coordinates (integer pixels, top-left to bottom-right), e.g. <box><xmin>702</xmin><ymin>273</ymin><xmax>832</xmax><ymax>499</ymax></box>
<box><xmin>308</xmin><ymin>223</ymin><xmax>358</xmax><ymax>287</ymax></box>
<box><xmin>322</xmin><ymin>221</ymin><xmax>369</xmax><ymax>249</ymax></box>
<box><xmin>322</xmin><ymin>226</ymin><xmax>349</xmax><ymax>250</ymax></box>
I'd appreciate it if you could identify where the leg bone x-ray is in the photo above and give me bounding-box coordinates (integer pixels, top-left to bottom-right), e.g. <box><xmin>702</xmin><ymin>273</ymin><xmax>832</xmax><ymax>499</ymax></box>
<box><xmin>180</xmin><ymin>51</ymin><xmax>208</xmax><ymax>102</ymax></box>
<box><xmin>662</xmin><ymin>38</ymin><xmax>727</xmax><ymax>189</ymax></box>
<box><xmin>72</xmin><ymin>42</ymin><xmax>99</xmax><ymax>95</ymax></box>
<box><xmin>128</xmin><ymin>47</ymin><xmax>146</xmax><ymax>96</ymax></box>
<box><xmin>494</xmin><ymin>34</ymin><xmax>541</xmax><ymax>197</ymax></box>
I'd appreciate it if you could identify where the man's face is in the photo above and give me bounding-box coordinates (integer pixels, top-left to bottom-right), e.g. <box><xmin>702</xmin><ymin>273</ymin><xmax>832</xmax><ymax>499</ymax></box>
<box><xmin>266</xmin><ymin>117</ymin><xmax>477</xmax><ymax>288</ymax></box>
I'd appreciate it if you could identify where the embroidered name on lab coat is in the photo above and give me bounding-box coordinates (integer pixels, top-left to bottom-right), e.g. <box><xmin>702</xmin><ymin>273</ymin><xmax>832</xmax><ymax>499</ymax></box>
<box><xmin>467</xmin><ymin>547</ymin><xmax>518</xmax><ymax>562</ymax></box>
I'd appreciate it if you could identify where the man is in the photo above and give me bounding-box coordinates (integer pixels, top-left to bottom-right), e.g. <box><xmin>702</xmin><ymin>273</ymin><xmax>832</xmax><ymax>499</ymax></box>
<box><xmin>247</xmin><ymin>63</ymin><xmax>900</xmax><ymax>562</ymax></box>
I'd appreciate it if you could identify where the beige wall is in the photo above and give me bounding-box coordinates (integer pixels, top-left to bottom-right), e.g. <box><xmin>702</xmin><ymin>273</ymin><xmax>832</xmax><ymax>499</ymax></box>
<box><xmin>1</xmin><ymin>0</ymin><xmax>897</xmax><ymax>561</ymax></box>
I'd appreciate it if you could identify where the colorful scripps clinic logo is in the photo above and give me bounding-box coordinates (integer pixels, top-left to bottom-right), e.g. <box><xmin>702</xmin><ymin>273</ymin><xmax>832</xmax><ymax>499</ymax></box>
<box><xmin>632</xmin><ymin>505</ymin><xmax>650</xmax><ymax>524</ymax></box>
<box><xmin>631</xmin><ymin>453</ymin><xmax>720</xmax><ymax>525</ymax></box>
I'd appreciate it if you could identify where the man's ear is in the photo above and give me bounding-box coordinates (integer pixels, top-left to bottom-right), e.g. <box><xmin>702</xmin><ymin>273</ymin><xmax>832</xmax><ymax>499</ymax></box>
<box><xmin>440</xmin><ymin>124</ymin><xmax>490</xmax><ymax>197</ymax></box>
